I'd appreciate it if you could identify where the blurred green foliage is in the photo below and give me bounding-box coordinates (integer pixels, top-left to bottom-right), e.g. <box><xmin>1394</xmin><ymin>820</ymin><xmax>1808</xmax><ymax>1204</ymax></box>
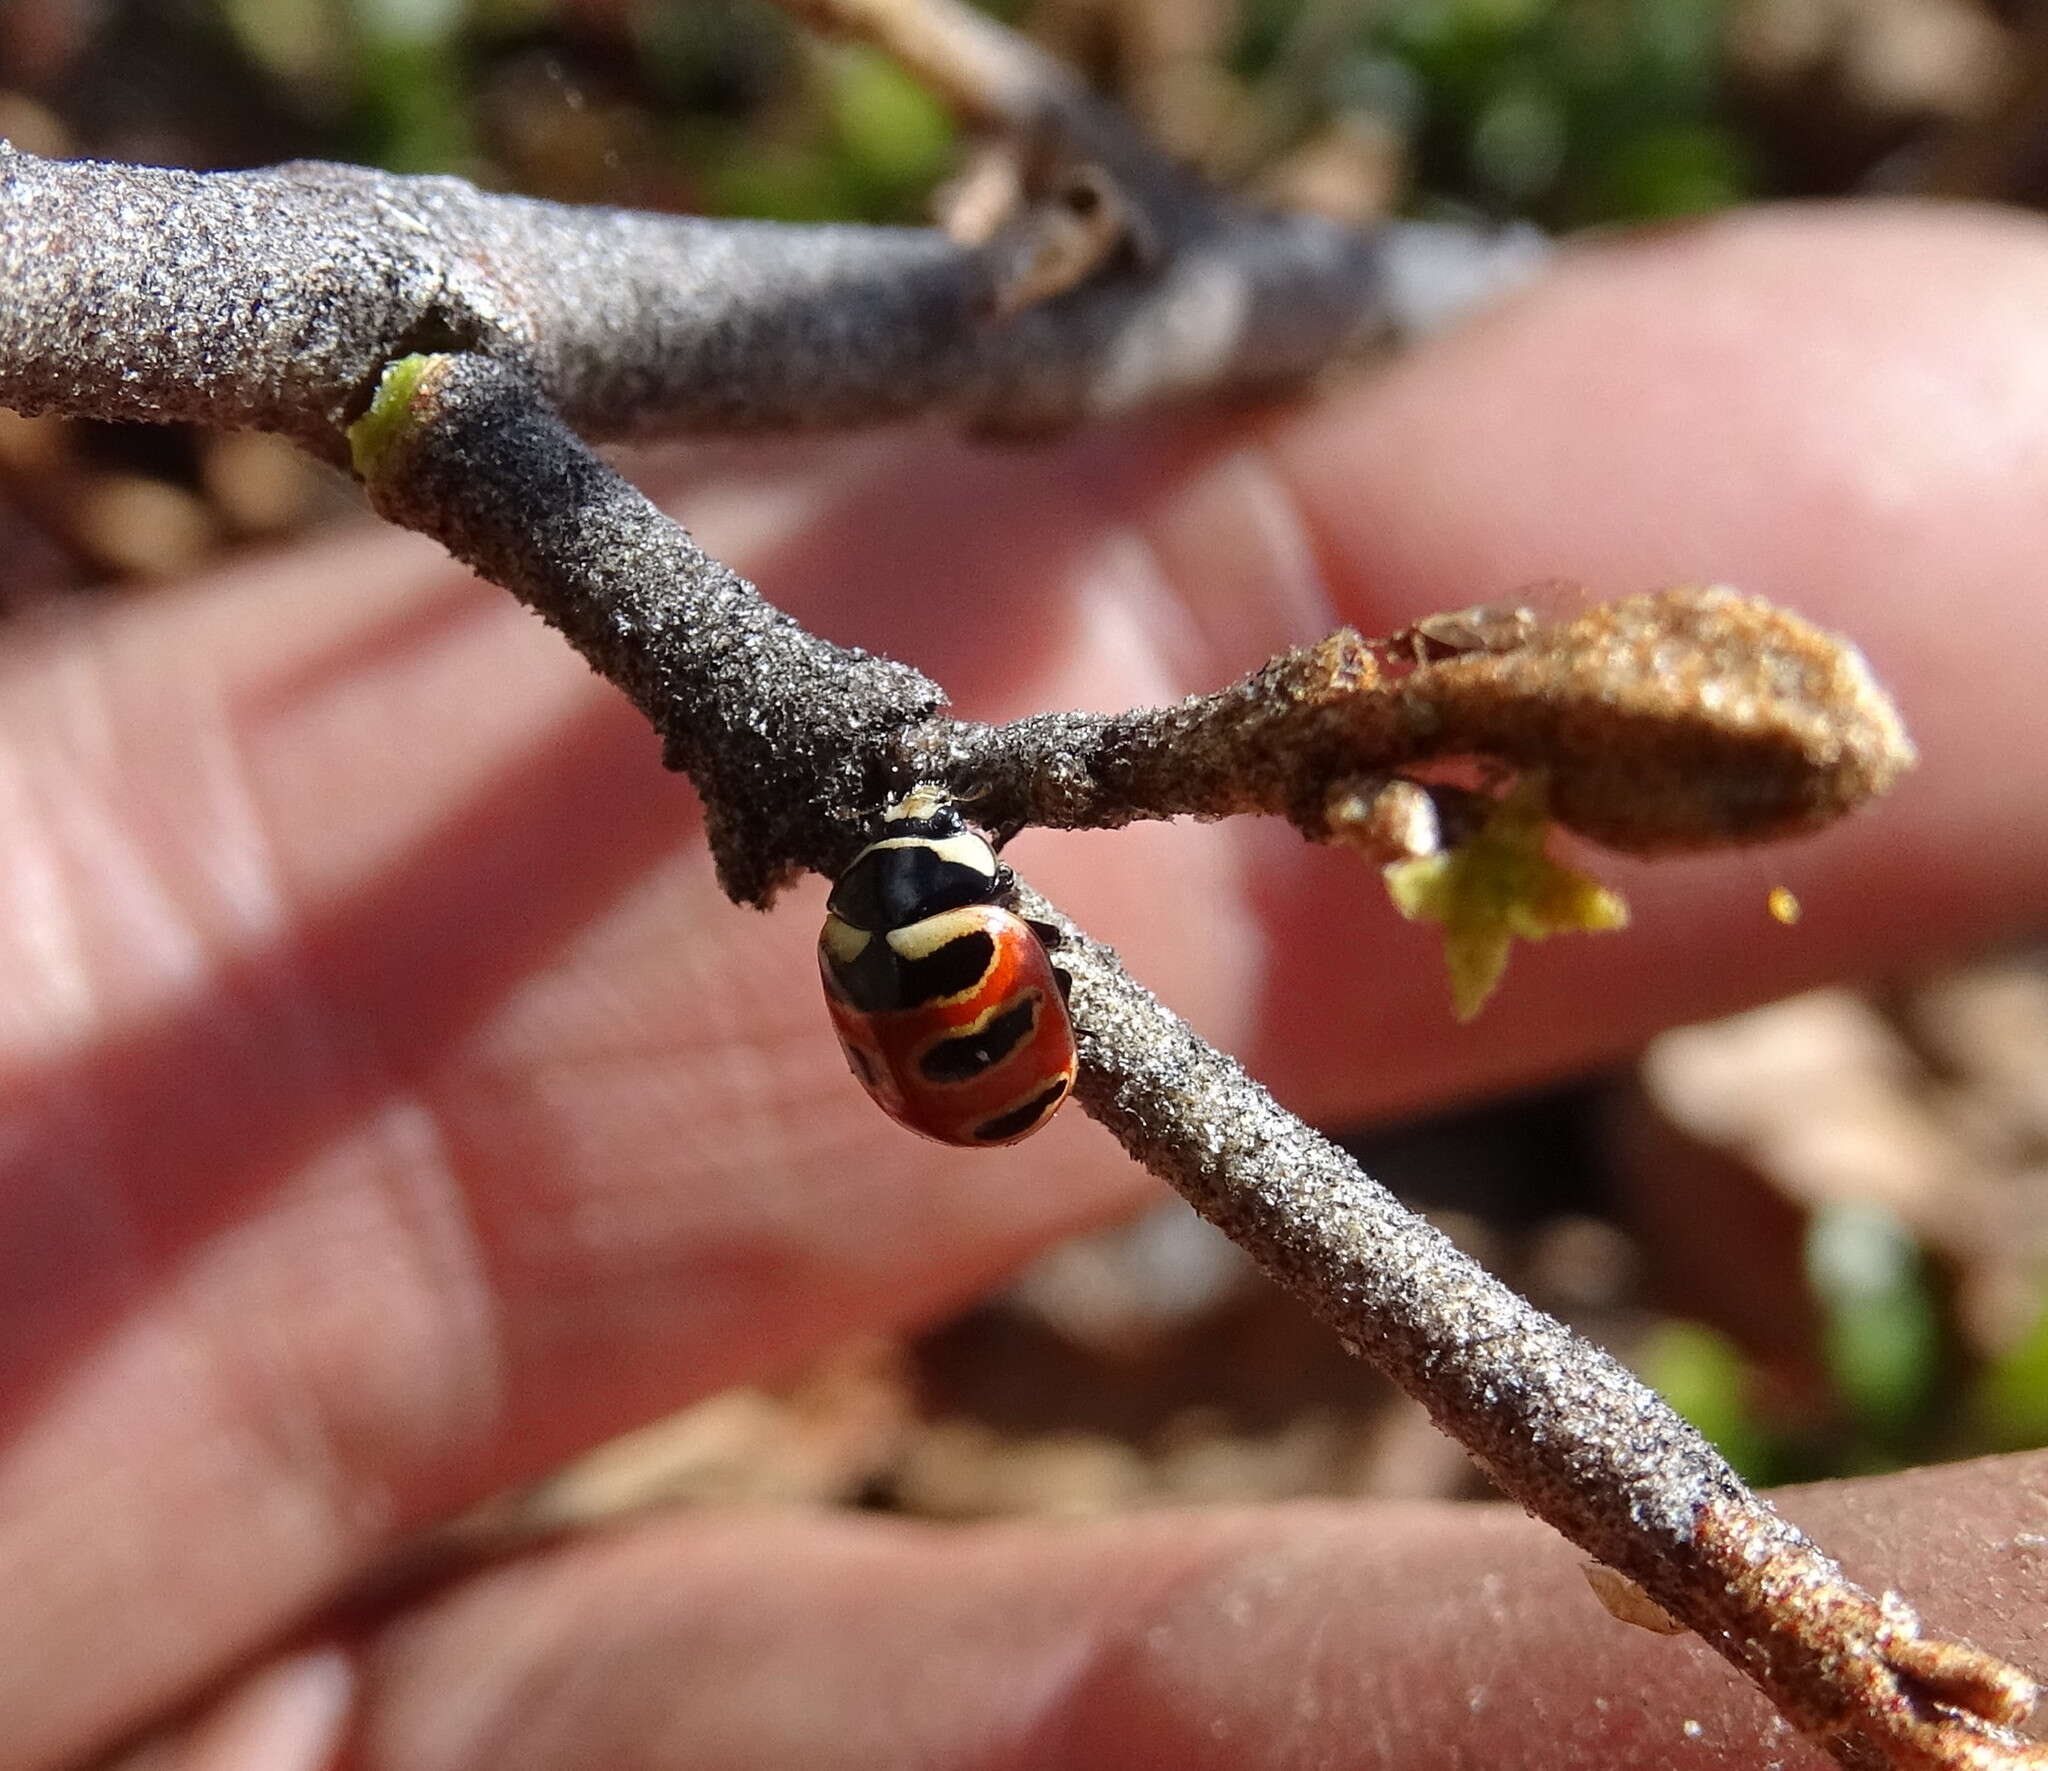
<box><xmin>216</xmin><ymin>0</ymin><xmax>956</xmax><ymax>218</ymax></box>
<box><xmin>1972</xmin><ymin>1302</ymin><xmax>2048</xmax><ymax>1453</ymax></box>
<box><xmin>693</xmin><ymin>44</ymin><xmax>956</xmax><ymax>222</ymax></box>
<box><xmin>207</xmin><ymin>0</ymin><xmax>1754</xmax><ymax>224</ymax></box>
<box><xmin>1639</xmin><ymin>1203</ymin><xmax>2048</xmax><ymax>1481</ymax></box>
<box><xmin>1236</xmin><ymin>0</ymin><xmax>1754</xmax><ymax>223</ymax></box>
<box><xmin>1805</xmin><ymin>1202</ymin><xmax>1945</xmax><ymax>1447</ymax></box>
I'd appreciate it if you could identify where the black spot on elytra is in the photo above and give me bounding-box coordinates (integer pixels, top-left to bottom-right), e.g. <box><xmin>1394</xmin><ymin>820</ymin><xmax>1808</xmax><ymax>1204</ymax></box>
<box><xmin>919</xmin><ymin>995</ymin><xmax>1037</xmax><ymax>1084</ymax></box>
<box><xmin>973</xmin><ymin>1078</ymin><xmax>1070</xmax><ymax>1143</ymax></box>
<box><xmin>828</xmin><ymin>928</ymin><xmax>997</xmax><ymax>1015</ymax></box>
<box><xmin>823</xmin><ymin>938</ymin><xmax>898</xmax><ymax>1015</ymax></box>
<box><xmin>897</xmin><ymin>929</ymin><xmax>997</xmax><ymax>1007</ymax></box>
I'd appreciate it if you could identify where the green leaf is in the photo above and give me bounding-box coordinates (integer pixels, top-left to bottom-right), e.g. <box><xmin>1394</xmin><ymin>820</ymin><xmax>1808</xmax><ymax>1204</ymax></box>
<box><xmin>347</xmin><ymin>352</ymin><xmax>436</xmax><ymax>480</ymax></box>
<box><xmin>1383</xmin><ymin>778</ymin><xmax>1628</xmax><ymax>1019</ymax></box>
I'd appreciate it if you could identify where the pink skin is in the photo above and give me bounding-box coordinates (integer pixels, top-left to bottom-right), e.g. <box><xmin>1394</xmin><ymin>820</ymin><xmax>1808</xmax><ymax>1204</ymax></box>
<box><xmin>4</xmin><ymin>203</ymin><xmax>2048</xmax><ymax>1770</ymax></box>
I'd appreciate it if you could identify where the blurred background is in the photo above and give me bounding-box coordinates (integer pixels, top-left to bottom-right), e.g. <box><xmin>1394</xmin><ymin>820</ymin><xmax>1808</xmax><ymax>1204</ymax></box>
<box><xmin>4</xmin><ymin>0</ymin><xmax>2047</xmax><ymax>1529</ymax></box>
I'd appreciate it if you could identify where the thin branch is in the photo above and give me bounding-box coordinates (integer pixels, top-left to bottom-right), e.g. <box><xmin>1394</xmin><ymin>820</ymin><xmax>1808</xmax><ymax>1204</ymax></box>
<box><xmin>781</xmin><ymin>0</ymin><xmax>1201</xmax><ymax>191</ymax></box>
<box><xmin>355</xmin><ymin>352</ymin><xmax>1913</xmax><ymax>900</ymax></box>
<box><xmin>354</xmin><ymin>353</ymin><xmax>943</xmax><ymax>906</ymax></box>
<box><xmin>1039</xmin><ymin>885</ymin><xmax>2043</xmax><ymax>1771</ymax></box>
<box><xmin>912</xmin><ymin>594</ymin><xmax>1915</xmax><ymax>856</ymax></box>
<box><xmin>348</xmin><ymin>354</ymin><xmax>2039</xmax><ymax>1768</ymax></box>
<box><xmin>782</xmin><ymin>0</ymin><xmax>1102</xmax><ymax>127</ymax></box>
<box><xmin>0</xmin><ymin>141</ymin><xmax>1382</xmax><ymax>453</ymax></box>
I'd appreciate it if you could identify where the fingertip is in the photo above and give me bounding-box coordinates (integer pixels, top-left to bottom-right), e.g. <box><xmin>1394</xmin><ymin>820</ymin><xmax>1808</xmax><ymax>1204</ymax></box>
<box><xmin>1269</xmin><ymin>200</ymin><xmax>2048</xmax><ymax>634</ymax></box>
<box><xmin>340</xmin><ymin>1454</ymin><xmax>2048</xmax><ymax>1771</ymax></box>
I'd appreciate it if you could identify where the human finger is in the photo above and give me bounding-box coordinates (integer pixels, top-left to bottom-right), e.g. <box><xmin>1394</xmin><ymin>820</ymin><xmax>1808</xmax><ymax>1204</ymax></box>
<box><xmin>282</xmin><ymin>1452</ymin><xmax>2048</xmax><ymax>1769</ymax></box>
<box><xmin>9</xmin><ymin>203</ymin><xmax>2048</xmax><ymax>1768</ymax></box>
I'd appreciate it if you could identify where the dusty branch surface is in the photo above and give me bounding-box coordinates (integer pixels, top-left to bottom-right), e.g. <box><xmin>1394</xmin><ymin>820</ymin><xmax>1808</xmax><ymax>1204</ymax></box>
<box><xmin>359</xmin><ymin>353</ymin><xmax>945</xmax><ymax>904</ymax></box>
<box><xmin>1043</xmin><ymin>889</ymin><xmax>2042</xmax><ymax>1771</ymax></box>
<box><xmin>912</xmin><ymin>592</ymin><xmax>1914</xmax><ymax>855</ymax></box>
<box><xmin>0</xmin><ymin>14</ymin><xmax>2028</xmax><ymax>1758</ymax></box>
<box><xmin>0</xmin><ymin>141</ymin><xmax>1386</xmax><ymax>454</ymax></box>
<box><xmin>350</xmin><ymin>352</ymin><xmax>2031</xmax><ymax>1769</ymax></box>
<box><xmin>356</xmin><ymin>352</ymin><xmax>1914</xmax><ymax>900</ymax></box>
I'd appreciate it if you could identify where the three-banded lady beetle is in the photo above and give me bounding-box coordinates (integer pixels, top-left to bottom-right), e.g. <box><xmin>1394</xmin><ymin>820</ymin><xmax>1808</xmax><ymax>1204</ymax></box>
<box><xmin>819</xmin><ymin>788</ymin><xmax>1077</xmax><ymax>1147</ymax></box>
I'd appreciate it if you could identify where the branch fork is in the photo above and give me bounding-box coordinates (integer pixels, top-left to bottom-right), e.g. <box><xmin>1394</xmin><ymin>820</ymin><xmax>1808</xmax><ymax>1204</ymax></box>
<box><xmin>0</xmin><ymin>0</ymin><xmax>2033</xmax><ymax>1758</ymax></box>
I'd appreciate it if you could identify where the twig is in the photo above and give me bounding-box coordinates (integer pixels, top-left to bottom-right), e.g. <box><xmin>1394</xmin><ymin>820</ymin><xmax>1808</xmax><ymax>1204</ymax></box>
<box><xmin>343</xmin><ymin>350</ymin><xmax>2036</xmax><ymax>1766</ymax></box>
<box><xmin>781</xmin><ymin>0</ymin><xmax>1187</xmax><ymax>182</ymax></box>
<box><xmin>1040</xmin><ymin>887</ymin><xmax>2043</xmax><ymax>1771</ymax></box>
<box><xmin>353</xmin><ymin>353</ymin><xmax>942</xmax><ymax>906</ymax></box>
<box><xmin>911</xmin><ymin>592</ymin><xmax>1914</xmax><ymax>855</ymax></box>
<box><xmin>355</xmin><ymin>353</ymin><xmax>1911</xmax><ymax>897</ymax></box>
<box><xmin>0</xmin><ymin>142</ymin><xmax>1381</xmax><ymax>452</ymax></box>
<box><xmin>0</xmin><ymin>3</ymin><xmax>2027</xmax><ymax>1752</ymax></box>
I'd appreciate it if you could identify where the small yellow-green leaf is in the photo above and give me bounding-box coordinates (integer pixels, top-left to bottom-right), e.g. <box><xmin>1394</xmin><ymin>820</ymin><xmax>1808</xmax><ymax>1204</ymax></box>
<box><xmin>1384</xmin><ymin>778</ymin><xmax>1628</xmax><ymax>1019</ymax></box>
<box><xmin>347</xmin><ymin>353</ymin><xmax>437</xmax><ymax>480</ymax></box>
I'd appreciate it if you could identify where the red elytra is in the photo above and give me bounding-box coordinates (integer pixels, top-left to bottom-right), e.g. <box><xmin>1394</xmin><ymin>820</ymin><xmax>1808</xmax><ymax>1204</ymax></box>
<box><xmin>820</xmin><ymin>901</ymin><xmax>1076</xmax><ymax>1147</ymax></box>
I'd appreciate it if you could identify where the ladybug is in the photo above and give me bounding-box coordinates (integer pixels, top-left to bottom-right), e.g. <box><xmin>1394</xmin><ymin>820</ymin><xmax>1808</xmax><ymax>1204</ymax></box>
<box><xmin>819</xmin><ymin>788</ymin><xmax>1077</xmax><ymax>1147</ymax></box>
